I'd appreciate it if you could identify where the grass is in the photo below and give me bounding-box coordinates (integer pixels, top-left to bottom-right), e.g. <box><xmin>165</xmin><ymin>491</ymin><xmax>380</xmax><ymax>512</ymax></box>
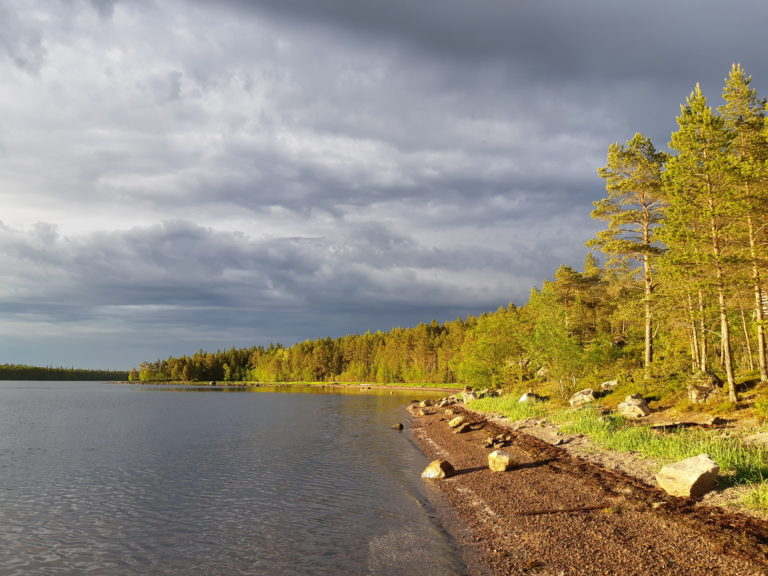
<box><xmin>469</xmin><ymin>394</ymin><xmax>547</xmax><ymax>421</ymax></box>
<box><xmin>740</xmin><ymin>482</ymin><xmax>768</xmax><ymax>511</ymax></box>
<box><xmin>469</xmin><ymin>400</ymin><xmax>768</xmax><ymax>490</ymax></box>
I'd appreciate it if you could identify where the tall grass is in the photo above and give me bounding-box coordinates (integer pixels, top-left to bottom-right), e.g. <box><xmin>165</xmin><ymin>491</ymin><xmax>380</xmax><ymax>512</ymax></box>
<box><xmin>469</xmin><ymin>395</ymin><xmax>547</xmax><ymax>421</ymax></box>
<box><xmin>740</xmin><ymin>482</ymin><xmax>768</xmax><ymax>511</ymax></box>
<box><xmin>470</xmin><ymin>401</ymin><xmax>768</xmax><ymax>487</ymax></box>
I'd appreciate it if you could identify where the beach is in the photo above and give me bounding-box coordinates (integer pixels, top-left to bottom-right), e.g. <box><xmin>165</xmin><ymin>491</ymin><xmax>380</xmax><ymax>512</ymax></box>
<box><xmin>410</xmin><ymin>404</ymin><xmax>768</xmax><ymax>576</ymax></box>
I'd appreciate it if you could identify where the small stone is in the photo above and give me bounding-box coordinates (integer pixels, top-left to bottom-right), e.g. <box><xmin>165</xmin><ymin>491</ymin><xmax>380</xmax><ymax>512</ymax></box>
<box><xmin>569</xmin><ymin>388</ymin><xmax>596</xmax><ymax>408</ymax></box>
<box><xmin>448</xmin><ymin>415</ymin><xmax>466</xmax><ymax>428</ymax></box>
<box><xmin>618</xmin><ymin>394</ymin><xmax>651</xmax><ymax>418</ymax></box>
<box><xmin>445</xmin><ymin>408</ymin><xmax>455</xmax><ymax>416</ymax></box>
<box><xmin>391</xmin><ymin>423</ymin><xmax>403</xmax><ymax>430</ymax></box>
<box><xmin>488</xmin><ymin>450</ymin><xmax>514</xmax><ymax>472</ymax></box>
<box><xmin>419</xmin><ymin>400</ymin><xmax>433</xmax><ymax>408</ymax></box>
<box><xmin>656</xmin><ymin>454</ymin><xmax>719</xmax><ymax>498</ymax></box>
<box><xmin>462</xmin><ymin>391</ymin><xmax>477</xmax><ymax>403</ymax></box>
<box><xmin>704</xmin><ymin>416</ymin><xmax>727</xmax><ymax>427</ymax></box>
<box><xmin>600</xmin><ymin>379</ymin><xmax>619</xmax><ymax>391</ymax></box>
<box><xmin>519</xmin><ymin>391</ymin><xmax>544</xmax><ymax>403</ymax></box>
<box><xmin>454</xmin><ymin>422</ymin><xmax>472</xmax><ymax>434</ymax></box>
<box><xmin>421</xmin><ymin>460</ymin><xmax>455</xmax><ymax>480</ymax></box>
<box><xmin>417</xmin><ymin>409</ymin><xmax>431</xmax><ymax>416</ymax></box>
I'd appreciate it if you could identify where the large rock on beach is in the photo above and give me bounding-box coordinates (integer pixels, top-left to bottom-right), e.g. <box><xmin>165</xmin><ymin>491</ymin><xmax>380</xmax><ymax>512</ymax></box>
<box><xmin>453</xmin><ymin>422</ymin><xmax>472</xmax><ymax>434</ymax></box>
<box><xmin>569</xmin><ymin>388</ymin><xmax>596</xmax><ymax>408</ymax></box>
<box><xmin>437</xmin><ymin>396</ymin><xmax>458</xmax><ymax>408</ymax></box>
<box><xmin>421</xmin><ymin>460</ymin><xmax>455</xmax><ymax>480</ymax></box>
<box><xmin>617</xmin><ymin>394</ymin><xmax>651</xmax><ymax>418</ymax></box>
<box><xmin>656</xmin><ymin>454</ymin><xmax>719</xmax><ymax>498</ymax></box>
<box><xmin>487</xmin><ymin>450</ymin><xmax>514</xmax><ymax>472</ymax></box>
<box><xmin>448</xmin><ymin>415</ymin><xmax>466</xmax><ymax>428</ymax></box>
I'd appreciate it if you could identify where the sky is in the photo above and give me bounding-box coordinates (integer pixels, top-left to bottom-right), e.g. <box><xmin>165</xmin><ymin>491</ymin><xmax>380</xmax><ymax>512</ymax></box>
<box><xmin>1</xmin><ymin>0</ymin><xmax>767</xmax><ymax>370</ymax></box>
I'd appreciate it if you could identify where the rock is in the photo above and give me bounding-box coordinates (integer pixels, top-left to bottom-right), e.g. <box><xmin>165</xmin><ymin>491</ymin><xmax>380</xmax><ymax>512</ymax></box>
<box><xmin>448</xmin><ymin>415</ymin><xmax>466</xmax><ymax>428</ymax></box>
<box><xmin>421</xmin><ymin>460</ymin><xmax>455</xmax><ymax>480</ymax></box>
<box><xmin>391</xmin><ymin>422</ymin><xmax>403</xmax><ymax>430</ymax></box>
<box><xmin>656</xmin><ymin>454</ymin><xmax>719</xmax><ymax>498</ymax></box>
<box><xmin>743</xmin><ymin>431</ymin><xmax>768</xmax><ymax>446</ymax></box>
<box><xmin>419</xmin><ymin>400</ymin><xmax>433</xmax><ymax>408</ymax></box>
<box><xmin>569</xmin><ymin>388</ymin><xmax>596</xmax><ymax>408</ymax></box>
<box><xmin>462</xmin><ymin>391</ymin><xmax>477</xmax><ymax>403</ymax></box>
<box><xmin>488</xmin><ymin>449</ymin><xmax>514</xmax><ymax>472</ymax></box>
<box><xmin>417</xmin><ymin>409</ymin><xmax>431</xmax><ymax>416</ymax></box>
<box><xmin>600</xmin><ymin>379</ymin><xmax>619</xmax><ymax>391</ymax></box>
<box><xmin>453</xmin><ymin>422</ymin><xmax>472</xmax><ymax>434</ymax></box>
<box><xmin>519</xmin><ymin>391</ymin><xmax>544</xmax><ymax>403</ymax></box>
<box><xmin>687</xmin><ymin>372</ymin><xmax>722</xmax><ymax>403</ymax></box>
<box><xmin>437</xmin><ymin>396</ymin><xmax>457</xmax><ymax>408</ymax></box>
<box><xmin>444</xmin><ymin>408</ymin><xmax>455</xmax><ymax>416</ymax></box>
<box><xmin>617</xmin><ymin>394</ymin><xmax>651</xmax><ymax>418</ymax></box>
<box><xmin>703</xmin><ymin>416</ymin><xmax>727</xmax><ymax>427</ymax></box>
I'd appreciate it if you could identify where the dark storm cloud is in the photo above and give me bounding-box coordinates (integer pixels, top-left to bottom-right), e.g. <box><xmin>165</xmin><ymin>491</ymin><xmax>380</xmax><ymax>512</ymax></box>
<box><xmin>2</xmin><ymin>0</ymin><xmax>766</xmax><ymax>367</ymax></box>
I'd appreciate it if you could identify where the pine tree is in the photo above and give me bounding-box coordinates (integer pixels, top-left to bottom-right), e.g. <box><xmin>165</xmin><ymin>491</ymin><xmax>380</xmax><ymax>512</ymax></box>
<box><xmin>719</xmin><ymin>63</ymin><xmax>768</xmax><ymax>382</ymax></box>
<box><xmin>664</xmin><ymin>84</ymin><xmax>739</xmax><ymax>401</ymax></box>
<box><xmin>589</xmin><ymin>133</ymin><xmax>666</xmax><ymax>374</ymax></box>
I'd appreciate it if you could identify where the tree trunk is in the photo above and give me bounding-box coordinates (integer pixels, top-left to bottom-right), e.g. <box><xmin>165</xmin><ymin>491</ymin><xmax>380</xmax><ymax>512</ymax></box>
<box><xmin>710</xmin><ymin>214</ymin><xmax>737</xmax><ymax>401</ymax></box>
<box><xmin>688</xmin><ymin>292</ymin><xmax>700</xmax><ymax>373</ymax></box>
<box><xmin>741</xmin><ymin>307</ymin><xmax>755</xmax><ymax>372</ymax></box>
<box><xmin>747</xmin><ymin>214</ymin><xmax>768</xmax><ymax>381</ymax></box>
<box><xmin>698</xmin><ymin>290</ymin><xmax>708</xmax><ymax>373</ymax></box>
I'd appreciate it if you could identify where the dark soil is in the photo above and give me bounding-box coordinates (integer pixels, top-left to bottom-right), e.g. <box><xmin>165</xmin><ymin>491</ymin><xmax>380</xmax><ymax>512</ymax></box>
<box><xmin>409</xmin><ymin>405</ymin><xmax>768</xmax><ymax>576</ymax></box>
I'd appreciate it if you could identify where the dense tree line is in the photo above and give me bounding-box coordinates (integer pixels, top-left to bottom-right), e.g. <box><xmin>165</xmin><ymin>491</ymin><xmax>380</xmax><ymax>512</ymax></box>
<box><xmin>136</xmin><ymin>65</ymin><xmax>768</xmax><ymax>402</ymax></box>
<box><xmin>0</xmin><ymin>364</ymin><xmax>128</xmax><ymax>381</ymax></box>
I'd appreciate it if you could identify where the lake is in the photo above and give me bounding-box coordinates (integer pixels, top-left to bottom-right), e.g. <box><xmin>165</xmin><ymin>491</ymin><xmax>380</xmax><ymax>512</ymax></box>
<box><xmin>0</xmin><ymin>382</ymin><xmax>467</xmax><ymax>575</ymax></box>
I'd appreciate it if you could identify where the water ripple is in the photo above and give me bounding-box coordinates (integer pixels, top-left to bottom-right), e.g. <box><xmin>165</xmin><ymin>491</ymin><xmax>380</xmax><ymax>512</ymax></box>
<box><xmin>0</xmin><ymin>383</ymin><xmax>463</xmax><ymax>575</ymax></box>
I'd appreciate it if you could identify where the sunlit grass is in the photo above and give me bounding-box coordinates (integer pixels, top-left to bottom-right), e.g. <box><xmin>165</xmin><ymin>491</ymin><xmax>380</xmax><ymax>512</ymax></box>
<box><xmin>469</xmin><ymin>394</ymin><xmax>547</xmax><ymax>421</ymax></box>
<box><xmin>470</xmin><ymin>400</ymin><xmax>768</xmax><ymax>485</ymax></box>
<box><xmin>740</xmin><ymin>482</ymin><xmax>768</xmax><ymax>512</ymax></box>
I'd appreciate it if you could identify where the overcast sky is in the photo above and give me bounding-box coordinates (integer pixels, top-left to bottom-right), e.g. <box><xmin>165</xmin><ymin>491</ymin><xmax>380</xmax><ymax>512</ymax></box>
<box><xmin>1</xmin><ymin>0</ymin><xmax>766</xmax><ymax>369</ymax></box>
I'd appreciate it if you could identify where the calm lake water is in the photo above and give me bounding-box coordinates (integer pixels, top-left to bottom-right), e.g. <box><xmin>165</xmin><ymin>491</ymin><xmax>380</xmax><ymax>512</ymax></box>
<box><xmin>0</xmin><ymin>382</ymin><xmax>467</xmax><ymax>575</ymax></box>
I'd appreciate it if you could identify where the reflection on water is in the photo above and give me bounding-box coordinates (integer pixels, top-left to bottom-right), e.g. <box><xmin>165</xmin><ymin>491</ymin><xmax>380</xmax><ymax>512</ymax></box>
<box><xmin>0</xmin><ymin>382</ymin><xmax>465</xmax><ymax>575</ymax></box>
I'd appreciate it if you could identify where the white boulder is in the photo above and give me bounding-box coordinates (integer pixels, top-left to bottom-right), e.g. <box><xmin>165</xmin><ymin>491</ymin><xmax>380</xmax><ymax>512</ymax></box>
<box><xmin>656</xmin><ymin>454</ymin><xmax>719</xmax><ymax>498</ymax></box>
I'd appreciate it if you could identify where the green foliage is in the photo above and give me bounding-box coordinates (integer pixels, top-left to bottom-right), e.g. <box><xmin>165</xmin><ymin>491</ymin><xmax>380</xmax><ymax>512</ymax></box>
<box><xmin>740</xmin><ymin>482</ymin><xmax>768</xmax><ymax>512</ymax></box>
<box><xmin>754</xmin><ymin>398</ymin><xmax>768</xmax><ymax>423</ymax></box>
<box><xmin>0</xmin><ymin>364</ymin><xmax>127</xmax><ymax>381</ymax></box>
<box><xmin>133</xmin><ymin>64</ymin><xmax>768</xmax><ymax>421</ymax></box>
<box><xmin>455</xmin><ymin>305</ymin><xmax>526</xmax><ymax>388</ymax></box>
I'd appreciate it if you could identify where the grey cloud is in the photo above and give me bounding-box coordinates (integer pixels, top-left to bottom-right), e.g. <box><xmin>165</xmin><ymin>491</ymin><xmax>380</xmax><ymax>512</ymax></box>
<box><xmin>2</xmin><ymin>0</ymin><xmax>766</xmax><ymax>368</ymax></box>
<box><xmin>0</xmin><ymin>3</ymin><xmax>45</xmax><ymax>71</ymax></box>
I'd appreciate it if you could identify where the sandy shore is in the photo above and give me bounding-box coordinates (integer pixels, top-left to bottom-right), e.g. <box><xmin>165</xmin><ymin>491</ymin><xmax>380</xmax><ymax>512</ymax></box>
<box><xmin>409</xmin><ymin>404</ymin><xmax>768</xmax><ymax>576</ymax></box>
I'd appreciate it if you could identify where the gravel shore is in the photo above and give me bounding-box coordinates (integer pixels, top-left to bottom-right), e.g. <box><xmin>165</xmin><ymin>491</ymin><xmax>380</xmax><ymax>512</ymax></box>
<box><xmin>409</xmin><ymin>404</ymin><xmax>768</xmax><ymax>576</ymax></box>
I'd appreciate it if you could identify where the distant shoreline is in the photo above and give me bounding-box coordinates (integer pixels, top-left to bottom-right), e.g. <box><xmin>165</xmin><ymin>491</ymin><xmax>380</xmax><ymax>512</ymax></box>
<box><xmin>123</xmin><ymin>380</ymin><xmax>464</xmax><ymax>393</ymax></box>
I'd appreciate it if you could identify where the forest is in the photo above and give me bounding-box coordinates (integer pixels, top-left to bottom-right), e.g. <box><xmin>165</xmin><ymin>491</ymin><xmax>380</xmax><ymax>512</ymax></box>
<box><xmin>0</xmin><ymin>364</ymin><xmax>129</xmax><ymax>381</ymax></box>
<box><xmin>134</xmin><ymin>64</ymin><xmax>768</xmax><ymax>405</ymax></box>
